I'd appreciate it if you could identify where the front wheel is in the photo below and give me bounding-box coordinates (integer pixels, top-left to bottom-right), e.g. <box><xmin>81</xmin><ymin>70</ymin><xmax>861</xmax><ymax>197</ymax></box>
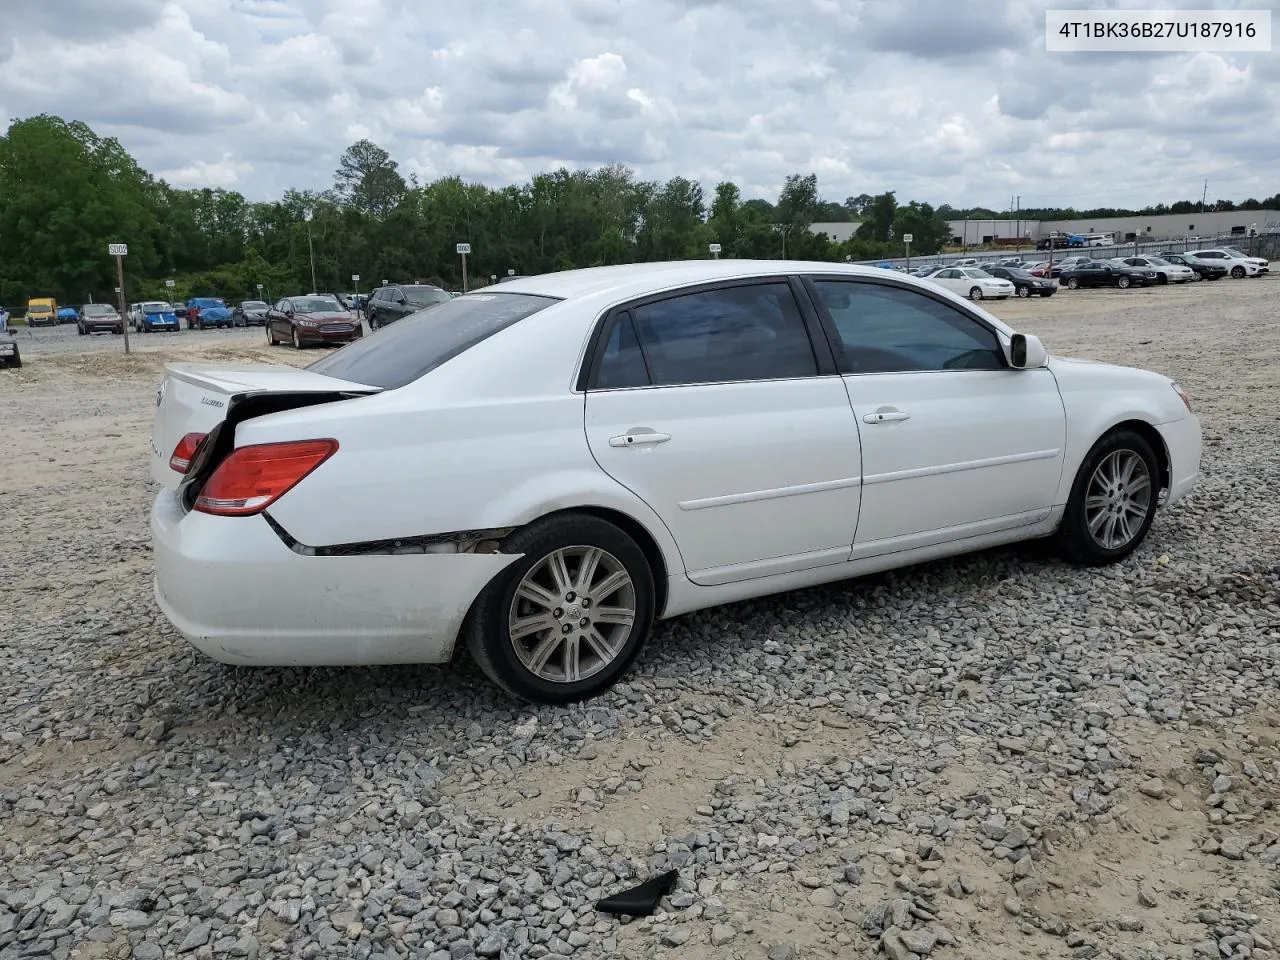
<box><xmin>968</xmin><ymin>286</ymin><xmax>983</xmax><ymax>300</ymax></box>
<box><xmin>1117</xmin><ymin>276</ymin><xmax>1131</xmax><ymax>288</ymax></box>
<box><xmin>1231</xmin><ymin>266</ymin><xmax>1246</xmax><ymax>278</ymax></box>
<box><xmin>1056</xmin><ymin>429</ymin><xmax>1160</xmax><ymax>566</ymax></box>
<box><xmin>267</xmin><ymin>325</ymin><xmax>279</xmax><ymax>346</ymax></box>
<box><xmin>291</xmin><ymin>328</ymin><xmax>302</xmax><ymax>349</ymax></box>
<box><xmin>464</xmin><ymin>513</ymin><xmax>656</xmax><ymax>704</ymax></box>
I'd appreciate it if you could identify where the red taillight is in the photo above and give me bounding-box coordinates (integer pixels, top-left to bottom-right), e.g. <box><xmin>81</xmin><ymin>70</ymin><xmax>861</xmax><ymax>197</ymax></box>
<box><xmin>193</xmin><ymin>440</ymin><xmax>338</xmax><ymax>517</ymax></box>
<box><xmin>169</xmin><ymin>432</ymin><xmax>208</xmax><ymax>473</ymax></box>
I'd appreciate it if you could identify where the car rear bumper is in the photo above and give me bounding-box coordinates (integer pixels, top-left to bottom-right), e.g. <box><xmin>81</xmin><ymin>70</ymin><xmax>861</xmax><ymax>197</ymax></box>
<box><xmin>151</xmin><ymin>489</ymin><xmax>517</xmax><ymax>666</ymax></box>
<box><xmin>1156</xmin><ymin>415</ymin><xmax>1202</xmax><ymax>508</ymax></box>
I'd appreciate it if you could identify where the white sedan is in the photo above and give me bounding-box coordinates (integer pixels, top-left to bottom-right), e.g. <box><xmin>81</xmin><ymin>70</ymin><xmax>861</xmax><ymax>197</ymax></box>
<box><xmin>1115</xmin><ymin>256</ymin><xmax>1196</xmax><ymax>284</ymax></box>
<box><xmin>149</xmin><ymin>261</ymin><xmax>1202</xmax><ymax>703</ymax></box>
<box><xmin>924</xmin><ymin>267</ymin><xmax>1016</xmax><ymax>300</ymax></box>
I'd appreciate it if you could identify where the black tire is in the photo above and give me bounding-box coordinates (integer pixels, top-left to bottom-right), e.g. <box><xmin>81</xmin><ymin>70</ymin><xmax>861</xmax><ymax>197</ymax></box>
<box><xmin>464</xmin><ymin>513</ymin><xmax>656</xmax><ymax>704</ymax></box>
<box><xmin>1231</xmin><ymin>266</ymin><xmax>1245</xmax><ymax>278</ymax></box>
<box><xmin>267</xmin><ymin>325</ymin><xmax>278</xmax><ymax>346</ymax></box>
<box><xmin>1039</xmin><ymin>290</ymin><xmax>1055</xmax><ymax>297</ymax></box>
<box><xmin>1016</xmin><ymin>285</ymin><xmax>1031</xmax><ymax>298</ymax></box>
<box><xmin>291</xmin><ymin>328</ymin><xmax>302</xmax><ymax>349</ymax></box>
<box><xmin>1157</xmin><ymin>273</ymin><xmax>1168</xmax><ymax>285</ymax></box>
<box><xmin>1067</xmin><ymin>277</ymin><xmax>1080</xmax><ymax>289</ymax></box>
<box><xmin>1117</xmin><ymin>276</ymin><xmax>1131</xmax><ymax>289</ymax></box>
<box><xmin>1055</xmin><ymin>428</ymin><xmax>1160</xmax><ymax>566</ymax></box>
<box><xmin>7</xmin><ymin>348</ymin><xmax>20</xmax><ymax>368</ymax></box>
<box><xmin>968</xmin><ymin>286</ymin><xmax>983</xmax><ymax>300</ymax></box>
<box><xmin>77</xmin><ymin>326</ymin><xmax>86</xmax><ymax>336</ymax></box>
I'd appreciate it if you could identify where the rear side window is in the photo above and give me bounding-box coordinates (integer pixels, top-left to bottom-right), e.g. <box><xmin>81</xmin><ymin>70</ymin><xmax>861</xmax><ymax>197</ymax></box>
<box><xmin>306</xmin><ymin>292</ymin><xmax>558</xmax><ymax>389</ymax></box>
<box><xmin>625</xmin><ymin>283</ymin><xmax>817</xmax><ymax>387</ymax></box>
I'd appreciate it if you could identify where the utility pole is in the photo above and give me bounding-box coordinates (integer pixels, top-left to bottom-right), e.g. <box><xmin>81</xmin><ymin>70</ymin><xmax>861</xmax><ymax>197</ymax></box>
<box><xmin>306</xmin><ymin>219</ymin><xmax>318</xmax><ymax>293</ymax></box>
<box><xmin>108</xmin><ymin>243</ymin><xmax>131</xmax><ymax>355</ymax></box>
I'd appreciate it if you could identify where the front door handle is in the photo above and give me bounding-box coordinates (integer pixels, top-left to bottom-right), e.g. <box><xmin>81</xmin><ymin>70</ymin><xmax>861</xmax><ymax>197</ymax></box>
<box><xmin>609</xmin><ymin>430</ymin><xmax>671</xmax><ymax>448</ymax></box>
<box><xmin>863</xmin><ymin>409</ymin><xmax>911</xmax><ymax>424</ymax></box>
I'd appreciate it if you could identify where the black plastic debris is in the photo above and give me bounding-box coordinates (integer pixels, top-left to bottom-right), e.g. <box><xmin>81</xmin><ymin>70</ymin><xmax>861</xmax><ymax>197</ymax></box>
<box><xmin>595</xmin><ymin>869</ymin><xmax>679</xmax><ymax>917</ymax></box>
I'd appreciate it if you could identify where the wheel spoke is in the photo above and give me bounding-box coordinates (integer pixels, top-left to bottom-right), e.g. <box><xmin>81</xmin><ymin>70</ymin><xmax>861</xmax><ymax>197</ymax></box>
<box><xmin>592</xmin><ymin>570</ymin><xmax>630</xmax><ymax>602</ymax></box>
<box><xmin>574</xmin><ymin>547</ymin><xmax>603</xmax><ymax>594</ymax></box>
<box><xmin>1085</xmin><ymin>494</ymin><xmax>1109</xmax><ymax>511</ymax></box>
<box><xmin>509</xmin><ymin>612</ymin><xmax>557</xmax><ymax>641</ymax></box>
<box><xmin>1118</xmin><ymin>453</ymin><xmax>1139</xmax><ymax>487</ymax></box>
<box><xmin>1087</xmin><ymin>508</ymin><xmax>1109</xmax><ymax>536</ymax></box>
<box><xmin>1101</xmin><ymin>514</ymin><xmax>1120</xmax><ymax>548</ymax></box>
<box><xmin>1125</xmin><ymin>474</ymin><xmax>1151</xmax><ymax>498</ymax></box>
<box><xmin>546</xmin><ymin>551</ymin><xmax>574</xmax><ymax>597</ymax></box>
<box><xmin>561</xmin><ymin>636</ymin><xmax>582</xmax><ymax>683</ymax></box>
<box><xmin>592</xmin><ymin>605</ymin><xmax>635</xmax><ymax>628</ymax></box>
<box><xmin>1114</xmin><ymin>511</ymin><xmax>1133</xmax><ymax>546</ymax></box>
<box><xmin>526</xmin><ymin>633</ymin><xmax>562</xmax><ymax>674</ymax></box>
<box><xmin>516</xmin><ymin>579</ymin><xmax>558</xmax><ymax>611</ymax></box>
<box><xmin>583</xmin><ymin>625</ymin><xmax>621</xmax><ymax>663</ymax></box>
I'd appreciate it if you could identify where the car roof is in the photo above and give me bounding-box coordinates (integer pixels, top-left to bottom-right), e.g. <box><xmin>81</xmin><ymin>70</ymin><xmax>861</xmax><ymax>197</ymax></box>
<box><xmin>489</xmin><ymin>259</ymin><xmax>952</xmax><ymax>301</ymax></box>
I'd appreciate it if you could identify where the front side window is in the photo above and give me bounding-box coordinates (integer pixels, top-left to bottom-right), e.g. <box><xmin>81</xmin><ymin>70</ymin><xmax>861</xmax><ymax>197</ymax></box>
<box><xmin>810</xmin><ymin>280</ymin><xmax>1005</xmax><ymax>375</ymax></box>
<box><xmin>626</xmin><ymin>283</ymin><xmax>817</xmax><ymax>387</ymax></box>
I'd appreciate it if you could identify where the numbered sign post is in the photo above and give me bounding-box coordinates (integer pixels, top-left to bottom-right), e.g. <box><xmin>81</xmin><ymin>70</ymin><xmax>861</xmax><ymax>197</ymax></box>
<box><xmin>709</xmin><ymin>242</ymin><xmax>722</xmax><ymax>260</ymax></box>
<box><xmin>108</xmin><ymin>243</ymin><xmax>131</xmax><ymax>354</ymax></box>
<box><xmin>351</xmin><ymin>274</ymin><xmax>360</xmax><ymax>315</ymax></box>
<box><xmin>902</xmin><ymin>233</ymin><xmax>913</xmax><ymax>272</ymax></box>
<box><xmin>456</xmin><ymin>243</ymin><xmax>471</xmax><ymax>293</ymax></box>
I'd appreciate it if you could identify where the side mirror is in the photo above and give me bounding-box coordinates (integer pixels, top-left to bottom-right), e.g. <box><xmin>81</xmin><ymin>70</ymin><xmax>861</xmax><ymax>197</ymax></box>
<box><xmin>1009</xmin><ymin>333</ymin><xmax>1047</xmax><ymax>369</ymax></box>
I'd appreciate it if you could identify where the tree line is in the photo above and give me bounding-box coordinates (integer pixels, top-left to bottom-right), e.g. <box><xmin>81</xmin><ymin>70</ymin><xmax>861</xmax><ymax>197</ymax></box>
<box><xmin>1</xmin><ymin>113</ymin><xmax>1275</xmax><ymax>307</ymax></box>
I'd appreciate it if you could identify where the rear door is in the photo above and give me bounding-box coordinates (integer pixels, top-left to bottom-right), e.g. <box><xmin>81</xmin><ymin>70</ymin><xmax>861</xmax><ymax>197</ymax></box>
<box><xmin>583</xmin><ymin>278</ymin><xmax>863</xmax><ymax>586</ymax></box>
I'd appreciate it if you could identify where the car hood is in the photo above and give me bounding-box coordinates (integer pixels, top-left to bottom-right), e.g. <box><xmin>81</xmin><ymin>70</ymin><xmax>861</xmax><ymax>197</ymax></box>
<box><xmin>295</xmin><ymin>311</ymin><xmax>355</xmax><ymax>322</ymax></box>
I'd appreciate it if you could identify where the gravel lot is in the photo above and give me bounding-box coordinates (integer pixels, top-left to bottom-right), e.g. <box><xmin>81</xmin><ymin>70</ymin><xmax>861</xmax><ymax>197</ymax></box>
<box><xmin>2</xmin><ymin>279</ymin><xmax>1278</xmax><ymax>960</ymax></box>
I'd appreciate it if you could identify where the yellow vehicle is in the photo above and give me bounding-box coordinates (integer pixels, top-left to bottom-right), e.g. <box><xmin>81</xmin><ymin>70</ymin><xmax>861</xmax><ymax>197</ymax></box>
<box><xmin>25</xmin><ymin>297</ymin><xmax>58</xmax><ymax>328</ymax></box>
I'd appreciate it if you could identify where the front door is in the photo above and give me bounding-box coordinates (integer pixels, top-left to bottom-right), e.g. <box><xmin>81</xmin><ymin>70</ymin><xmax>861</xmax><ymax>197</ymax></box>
<box><xmin>805</xmin><ymin>277</ymin><xmax>1067</xmax><ymax>554</ymax></box>
<box><xmin>583</xmin><ymin>280</ymin><xmax>863</xmax><ymax>586</ymax></box>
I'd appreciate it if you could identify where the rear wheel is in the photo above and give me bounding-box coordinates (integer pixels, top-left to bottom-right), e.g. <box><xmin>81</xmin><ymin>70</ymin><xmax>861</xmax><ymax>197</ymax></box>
<box><xmin>969</xmin><ymin>286</ymin><xmax>983</xmax><ymax>300</ymax></box>
<box><xmin>1056</xmin><ymin>429</ymin><xmax>1159</xmax><ymax>566</ymax></box>
<box><xmin>1067</xmin><ymin>277</ymin><xmax>1080</xmax><ymax>289</ymax></box>
<box><xmin>1016</xmin><ymin>285</ymin><xmax>1031</xmax><ymax>298</ymax></box>
<box><xmin>464</xmin><ymin>513</ymin><xmax>656</xmax><ymax>704</ymax></box>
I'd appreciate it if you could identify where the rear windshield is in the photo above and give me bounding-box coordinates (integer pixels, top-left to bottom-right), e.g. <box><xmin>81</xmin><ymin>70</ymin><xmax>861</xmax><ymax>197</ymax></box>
<box><xmin>83</xmin><ymin>304</ymin><xmax>116</xmax><ymax>315</ymax></box>
<box><xmin>401</xmin><ymin>285</ymin><xmax>452</xmax><ymax>306</ymax></box>
<box><xmin>307</xmin><ymin>292</ymin><xmax>559</xmax><ymax>389</ymax></box>
<box><xmin>143</xmin><ymin>303</ymin><xmax>174</xmax><ymax>313</ymax></box>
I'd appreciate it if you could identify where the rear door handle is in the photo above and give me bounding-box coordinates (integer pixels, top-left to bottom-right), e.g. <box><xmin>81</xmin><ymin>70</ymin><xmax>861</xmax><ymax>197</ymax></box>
<box><xmin>609</xmin><ymin>430</ymin><xmax>671</xmax><ymax>448</ymax></box>
<box><xmin>863</xmin><ymin>409</ymin><xmax>911</xmax><ymax>424</ymax></box>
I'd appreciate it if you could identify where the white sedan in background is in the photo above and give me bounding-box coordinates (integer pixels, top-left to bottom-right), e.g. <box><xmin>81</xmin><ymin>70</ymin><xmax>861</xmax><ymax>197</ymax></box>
<box><xmin>1116</xmin><ymin>256</ymin><xmax>1196</xmax><ymax>284</ymax></box>
<box><xmin>925</xmin><ymin>266</ymin><xmax>1016</xmax><ymax>300</ymax></box>
<box><xmin>149</xmin><ymin>260</ymin><xmax>1201</xmax><ymax>703</ymax></box>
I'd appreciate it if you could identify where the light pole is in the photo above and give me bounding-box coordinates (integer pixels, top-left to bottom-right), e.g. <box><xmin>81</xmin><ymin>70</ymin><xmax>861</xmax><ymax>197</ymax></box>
<box><xmin>305</xmin><ymin>212</ymin><xmax>318</xmax><ymax>293</ymax></box>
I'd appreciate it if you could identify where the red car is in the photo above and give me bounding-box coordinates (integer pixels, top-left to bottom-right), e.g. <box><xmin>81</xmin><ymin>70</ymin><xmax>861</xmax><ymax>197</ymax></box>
<box><xmin>265</xmin><ymin>295</ymin><xmax>363</xmax><ymax>349</ymax></box>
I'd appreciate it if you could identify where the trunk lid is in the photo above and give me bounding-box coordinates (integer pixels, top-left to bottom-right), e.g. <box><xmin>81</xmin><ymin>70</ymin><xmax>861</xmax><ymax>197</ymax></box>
<box><xmin>150</xmin><ymin>362</ymin><xmax>380</xmax><ymax>490</ymax></box>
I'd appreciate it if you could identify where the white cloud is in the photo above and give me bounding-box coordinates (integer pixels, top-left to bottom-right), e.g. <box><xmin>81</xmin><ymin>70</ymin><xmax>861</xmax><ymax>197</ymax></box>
<box><xmin>0</xmin><ymin>0</ymin><xmax>1276</xmax><ymax>208</ymax></box>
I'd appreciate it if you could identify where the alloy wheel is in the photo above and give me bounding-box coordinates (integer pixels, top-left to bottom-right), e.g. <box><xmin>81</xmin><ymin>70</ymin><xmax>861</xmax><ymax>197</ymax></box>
<box><xmin>1084</xmin><ymin>449</ymin><xmax>1152</xmax><ymax>551</ymax></box>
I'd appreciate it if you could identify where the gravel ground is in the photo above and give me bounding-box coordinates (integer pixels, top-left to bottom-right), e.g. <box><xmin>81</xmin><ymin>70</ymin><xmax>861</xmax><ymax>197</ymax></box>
<box><xmin>1</xmin><ymin>279</ymin><xmax>1278</xmax><ymax>960</ymax></box>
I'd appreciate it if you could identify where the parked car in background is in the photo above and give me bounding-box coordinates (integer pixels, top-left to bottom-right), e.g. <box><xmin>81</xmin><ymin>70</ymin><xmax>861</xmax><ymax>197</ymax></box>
<box><xmin>233</xmin><ymin>300</ymin><xmax>270</xmax><ymax>326</ymax></box>
<box><xmin>191</xmin><ymin>301</ymin><xmax>234</xmax><ymax>329</ymax></box>
<box><xmin>365</xmin><ymin>284</ymin><xmax>452</xmax><ymax>330</ymax></box>
<box><xmin>25</xmin><ymin>298</ymin><xmax>58</xmax><ymax>327</ymax></box>
<box><xmin>266</xmin><ymin>294</ymin><xmax>363</xmax><ymax>348</ymax></box>
<box><xmin>924</xmin><ymin>267</ymin><xmax>1015</xmax><ymax>300</ymax></box>
<box><xmin>1115</xmin><ymin>256</ymin><xmax>1195</xmax><ymax>285</ymax></box>
<box><xmin>77</xmin><ymin>303</ymin><xmax>123</xmax><ymax>335</ymax></box>
<box><xmin>983</xmin><ymin>266</ymin><xmax>1057</xmax><ymax>298</ymax></box>
<box><xmin>0</xmin><ymin>326</ymin><xmax>19</xmax><ymax>367</ymax></box>
<box><xmin>130</xmin><ymin>301</ymin><xmax>181</xmax><ymax>332</ymax></box>
<box><xmin>1186</xmin><ymin>249</ymin><xmax>1264</xmax><ymax>278</ymax></box>
<box><xmin>952</xmin><ymin>258</ymin><xmax>979</xmax><ymax>267</ymax></box>
<box><xmin>1058</xmin><ymin>261</ymin><xmax>1153</xmax><ymax>289</ymax></box>
<box><xmin>57</xmin><ymin>306</ymin><xmax>79</xmax><ymax>324</ymax></box>
<box><xmin>147</xmin><ymin>260</ymin><xmax>1202</xmax><ymax>703</ymax></box>
<box><xmin>186</xmin><ymin>297</ymin><xmax>230</xmax><ymax>329</ymax></box>
<box><xmin>1158</xmin><ymin>252</ymin><xmax>1227</xmax><ymax>281</ymax></box>
<box><xmin>1217</xmin><ymin>247</ymin><xmax>1270</xmax><ymax>274</ymax></box>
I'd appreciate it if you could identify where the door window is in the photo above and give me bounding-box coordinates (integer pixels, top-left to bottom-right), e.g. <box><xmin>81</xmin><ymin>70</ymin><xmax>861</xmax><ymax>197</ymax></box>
<box><xmin>810</xmin><ymin>280</ymin><xmax>1005</xmax><ymax>375</ymax></box>
<box><xmin>620</xmin><ymin>283</ymin><xmax>818</xmax><ymax>387</ymax></box>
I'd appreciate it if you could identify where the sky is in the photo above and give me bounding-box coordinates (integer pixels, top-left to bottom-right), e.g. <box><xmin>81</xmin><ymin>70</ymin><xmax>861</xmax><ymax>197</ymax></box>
<box><xmin>1</xmin><ymin>0</ymin><xmax>1278</xmax><ymax>210</ymax></box>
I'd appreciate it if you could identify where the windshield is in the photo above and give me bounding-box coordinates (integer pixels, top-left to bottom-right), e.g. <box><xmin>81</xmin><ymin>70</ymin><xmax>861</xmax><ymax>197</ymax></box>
<box><xmin>83</xmin><ymin>304</ymin><xmax>116</xmax><ymax>315</ymax></box>
<box><xmin>307</xmin><ymin>292</ymin><xmax>559</xmax><ymax>390</ymax></box>
<box><xmin>401</xmin><ymin>286</ymin><xmax>453</xmax><ymax>306</ymax></box>
<box><xmin>292</xmin><ymin>296</ymin><xmax>344</xmax><ymax>314</ymax></box>
<box><xmin>1146</xmin><ymin>258</ymin><xmax>1169</xmax><ymax>266</ymax></box>
<box><xmin>962</xmin><ymin>269</ymin><xmax>992</xmax><ymax>278</ymax></box>
<box><xmin>29</xmin><ymin>306</ymin><xmax>51</xmax><ymax>313</ymax></box>
<box><xmin>241</xmin><ymin>300</ymin><xmax>267</xmax><ymax>310</ymax></box>
<box><xmin>191</xmin><ymin>298</ymin><xmax>225</xmax><ymax>307</ymax></box>
<box><xmin>143</xmin><ymin>303</ymin><xmax>174</xmax><ymax>313</ymax></box>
